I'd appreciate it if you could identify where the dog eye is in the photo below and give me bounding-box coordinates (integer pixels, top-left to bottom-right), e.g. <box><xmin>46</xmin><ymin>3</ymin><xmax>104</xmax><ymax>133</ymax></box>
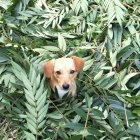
<box><xmin>56</xmin><ymin>71</ymin><xmax>61</xmax><ymax>75</ymax></box>
<box><xmin>70</xmin><ymin>70</ymin><xmax>75</xmax><ymax>74</ymax></box>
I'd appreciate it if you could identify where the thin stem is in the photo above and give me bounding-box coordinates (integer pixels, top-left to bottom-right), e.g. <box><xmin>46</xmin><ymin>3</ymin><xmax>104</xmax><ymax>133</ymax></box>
<box><xmin>82</xmin><ymin>108</ymin><xmax>90</xmax><ymax>140</ymax></box>
<box><xmin>48</xmin><ymin>97</ymin><xmax>69</xmax><ymax>122</ymax></box>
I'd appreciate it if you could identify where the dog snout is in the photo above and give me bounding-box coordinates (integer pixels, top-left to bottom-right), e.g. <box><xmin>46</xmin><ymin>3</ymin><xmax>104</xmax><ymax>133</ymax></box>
<box><xmin>62</xmin><ymin>83</ymin><xmax>70</xmax><ymax>90</ymax></box>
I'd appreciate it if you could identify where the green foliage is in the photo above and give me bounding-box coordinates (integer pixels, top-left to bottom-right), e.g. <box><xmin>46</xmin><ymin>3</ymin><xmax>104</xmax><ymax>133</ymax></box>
<box><xmin>0</xmin><ymin>0</ymin><xmax>140</xmax><ymax>139</ymax></box>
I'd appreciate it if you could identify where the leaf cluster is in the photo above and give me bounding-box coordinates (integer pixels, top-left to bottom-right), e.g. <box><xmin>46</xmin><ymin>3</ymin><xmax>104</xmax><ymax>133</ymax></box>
<box><xmin>0</xmin><ymin>0</ymin><xmax>140</xmax><ymax>139</ymax></box>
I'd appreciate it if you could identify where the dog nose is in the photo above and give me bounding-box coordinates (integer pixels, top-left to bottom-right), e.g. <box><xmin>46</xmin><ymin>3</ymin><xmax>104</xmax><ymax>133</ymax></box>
<box><xmin>62</xmin><ymin>83</ymin><xmax>70</xmax><ymax>90</ymax></box>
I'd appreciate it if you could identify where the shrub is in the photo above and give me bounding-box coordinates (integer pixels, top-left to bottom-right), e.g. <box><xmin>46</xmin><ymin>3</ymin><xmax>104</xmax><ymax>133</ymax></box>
<box><xmin>0</xmin><ymin>0</ymin><xmax>140</xmax><ymax>139</ymax></box>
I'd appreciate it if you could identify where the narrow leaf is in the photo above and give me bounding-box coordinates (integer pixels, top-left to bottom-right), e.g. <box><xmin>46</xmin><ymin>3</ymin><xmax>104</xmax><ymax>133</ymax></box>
<box><xmin>64</xmin><ymin>123</ymin><xmax>84</xmax><ymax>130</ymax></box>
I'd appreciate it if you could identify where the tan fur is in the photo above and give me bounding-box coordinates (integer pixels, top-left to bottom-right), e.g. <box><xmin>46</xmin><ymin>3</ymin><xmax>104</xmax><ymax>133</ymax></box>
<box><xmin>71</xmin><ymin>56</ymin><xmax>85</xmax><ymax>72</ymax></box>
<box><xmin>43</xmin><ymin>56</ymin><xmax>84</xmax><ymax>98</ymax></box>
<box><xmin>43</xmin><ymin>60</ymin><xmax>55</xmax><ymax>78</ymax></box>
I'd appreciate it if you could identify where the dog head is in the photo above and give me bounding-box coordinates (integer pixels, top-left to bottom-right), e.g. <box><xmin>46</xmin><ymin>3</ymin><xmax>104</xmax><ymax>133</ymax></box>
<box><xmin>43</xmin><ymin>56</ymin><xmax>84</xmax><ymax>92</ymax></box>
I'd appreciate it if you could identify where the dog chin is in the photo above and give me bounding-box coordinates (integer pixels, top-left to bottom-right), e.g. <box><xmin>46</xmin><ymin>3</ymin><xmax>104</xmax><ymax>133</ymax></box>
<box><xmin>56</xmin><ymin>85</ymin><xmax>69</xmax><ymax>98</ymax></box>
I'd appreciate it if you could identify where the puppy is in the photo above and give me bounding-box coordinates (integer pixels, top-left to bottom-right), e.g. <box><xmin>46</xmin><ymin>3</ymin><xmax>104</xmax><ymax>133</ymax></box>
<box><xmin>43</xmin><ymin>56</ymin><xmax>84</xmax><ymax>98</ymax></box>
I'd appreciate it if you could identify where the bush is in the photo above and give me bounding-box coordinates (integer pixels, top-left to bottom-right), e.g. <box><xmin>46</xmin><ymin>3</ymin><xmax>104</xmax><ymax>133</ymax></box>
<box><xmin>0</xmin><ymin>0</ymin><xmax>140</xmax><ymax>139</ymax></box>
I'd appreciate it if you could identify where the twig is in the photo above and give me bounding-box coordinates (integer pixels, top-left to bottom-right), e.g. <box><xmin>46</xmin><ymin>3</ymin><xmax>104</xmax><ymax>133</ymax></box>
<box><xmin>124</xmin><ymin>103</ymin><xmax>129</xmax><ymax>127</ymax></box>
<box><xmin>82</xmin><ymin>108</ymin><xmax>90</xmax><ymax>140</ymax></box>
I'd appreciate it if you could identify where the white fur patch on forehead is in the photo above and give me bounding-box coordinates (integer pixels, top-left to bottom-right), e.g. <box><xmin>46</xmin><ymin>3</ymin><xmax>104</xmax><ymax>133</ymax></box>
<box><xmin>54</xmin><ymin>58</ymin><xmax>75</xmax><ymax>71</ymax></box>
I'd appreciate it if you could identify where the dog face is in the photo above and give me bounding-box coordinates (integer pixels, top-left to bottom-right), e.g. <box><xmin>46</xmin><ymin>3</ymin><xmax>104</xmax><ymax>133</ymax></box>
<box><xmin>43</xmin><ymin>56</ymin><xmax>84</xmax><ymax>96</ymax></box>
<box><xmin>53</xmin><ymin>58</ymin><xmax>77</xmax><ymax>91</ymax></box>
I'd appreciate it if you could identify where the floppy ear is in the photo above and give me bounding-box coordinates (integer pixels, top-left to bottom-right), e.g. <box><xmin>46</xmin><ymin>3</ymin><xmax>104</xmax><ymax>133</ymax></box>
<box><xmin>43</xmin><ymin>60</ymin><xmax>55</xmax><ymax>78</ymax></box>
<box><xmin>71</xmin><ymin>56</ymin><xmax>85</xmax><ymax>72</ymax></box>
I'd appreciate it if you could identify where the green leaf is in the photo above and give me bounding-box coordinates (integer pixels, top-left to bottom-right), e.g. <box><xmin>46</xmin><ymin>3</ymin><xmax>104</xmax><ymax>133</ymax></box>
<box><xmin>91</xmin><ymin>109</ymin><xmax>104</xmax><ymax>118</ymax></box>
<box><xmin>81</xmin><ymin>0</ymin><xmax>88</xmax><ymax>15</ymax></box>
<box><xmin>108</xmin><ymin>1</ymin><xmax>115</xmax><ymax>24</ymax></box>
<box><xmin>74</xmin><ymin>107</ymin><xmax>86</xmax><ymax>119</ymax></box>
<box><xmin>38</xmin><ymin>102</ymin><xmax>49</xmax><ymax>116</ymax></box>
<box><xmin>94</xmin><ymin>70</ymin><xmax>103</xmax><ymax>81</ymax></box>
<box><xmin>136</xmin><ymin>32</ymin><xmax>140</xmax><ymax>46</ymax></box>
<box><xmin>0</xmin><ymin>65</ymin><xmax>5</xmax><ymax>75</ymax></box>
<box><xmin>135</xmin><ymin>54</ymin><xmax>140</xmax><ymax>71</ymax></box>
<box><xmin>24</xmin><ymin>89</ymin><xmax>34</xmax><ymax>101</ymax></box>
<box><xmin>43</xmin><ymin>46</ymin><xmax>60</xmax><ymax>52</ymax></box>
<box><xmin>37</xmin><ymin>102</ymin><xmax>49</xmax><ymax>122</ymax></box>
<box><xmin>37</xmin><ymin>91</ymin><xmax>47</xmax><ymax>108</ymax></box>
<box><xmin>122</xmin><ymin>73</ymin><xmax>138</xmax><ymax>85</ymax></box>
<box><xmin>38</xmin><ymin>120</ymin><xmax>46</xmax><ymax>129</ymax></box>
<box><xmin>105</xmin><ymin>78</ymin><xmax>118</xmax><ymax>89</ymax></box>
<box><xmin>1</xmin><ymin>134</ymin><xmax>9</xmax><ymax>140</ymax></box>
<box><xmin>25</xmin><ymin>93</ymin><xmax>35</xmax><ymax>106</ymax></box>
<box><xmin>27</xmin><ymin>118</ymin><xmax>36</xmax><ymax>129</ymax></box>
<box><xmin>24</xmin><ymin>131</ymin><xmax>35</xmax><ymax>140</ymax></box>
<box><xmin>37</xmin><ymin>110</ymin><xmax>46</xmax><ymax>124</ymax></box>
<box><xmin>122</xmin><ymin>37</ymin><xmax>131</xmax><ymax>47</ymax></box>
<box><xmin>83</xmin><ymin>59</ymin><xmax>93</xmax><ymax>71</ymax></box>
<box><xmin>30</xmin><ymin>66</ymin><xmax>36</xmax><ymax>86</ymax></box>
<box><xmin>48</xmin><ymin>112</ymin><xmax>63</xmax><ymax>120</ymax></box>
<box><xmin>21</xmin><ymin>73</ymin><xmax>32</xmax><ymax>91</ymax></box>
<box><xmin>64</xmin><ymin>123</ymin><xmax>84</xmax><ymax>130</ymax></box>
<box><xmin>108</xmin><ymin>26</ymin><xmax>113</xmax><ymax>39</ymax></box>
<box><xmin>66</xmin><ymin>135</ymin><xmax>82</xmax><ymax>140</ymax></box>
<box><xmin>85</xmin><ymin>93</ymin><xmax>92</xmax><ymax>108</ymax></box>
<box><xmin>115</xmin><ymin>6</ymin><xmax>124</xmax><ymax>27</ymax></box>
<box><xmin>87</xmin><ymin>127</ymin><xmax>102</xmax><ymax>136</ymax></box>
<box><xmin>121</xmin><ymin>48</ymin><xmax>135</xmax><ymax>61</ymax></box>
<box><xmin>0</xmin><ymin>54</ymin><xmax>9</xmax><ymax>62</ymax></box>
<box><xmin>35</xmin><ymin>83</ymin><xmax>44</xmax><ymax>100</ymax></box>
<box><xmin>128</xmin><ymin>25</ymin><xmax>136</xmax><ymax>34</ymax></box>
<box><xmin>114</xmin><ymin>0</ymin><xmax>127</xmax><ymax>11</ymax></box>
<box><xmin>35</xmin><ymin>74</ymin><xmax>41</xmax><ymax>89</ymax></box>
<box><xmin>127</xmin><ymin>123</ymin><xmax>140</xmax><ymax>136</ymax></box>
<box><xmin>1</xmin><ymin>1</ymin><xmax>140</xmax><ymax>139</ymax></box>
<box><xmin>27</xmin><ymin>112</ymin><xmax>36</xmax><ymax>124</ymax></box>
<box><xmin>58</xmin><ymin>33</ymin><xmax>67</xmax><ymax>52</ymax></box>
<box><xmin>27</xmin><ymin>122</ymin><xmax>37</xmax><ymax>134</ymax></box>
<box><xmin>133</xmin><ymin>80</ymin><xmax>140</xmax><ymax>90</ymax></box>
<box><xmin>26</xmin><ymin>103</ymin><xmax>37</xmax><ymax>117</ymax></box>
<box><xmin>28</xmin><ymin>16</ymin><xmax>38</xmax><ymax>25</ymax></box>
<box><xmin>95</xmin><ymin>72</ymin><xmax>115</xmax><ymax>85</ymax></box>
<box><xmin>12</xmin><ymin>61</ymin><xmax>27</xmax><ymax>77</ymax></box>
<box><xmin>110</xmin><ymin>51</ymin><xmax>117</xmax><ymax>67</ymax></box>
